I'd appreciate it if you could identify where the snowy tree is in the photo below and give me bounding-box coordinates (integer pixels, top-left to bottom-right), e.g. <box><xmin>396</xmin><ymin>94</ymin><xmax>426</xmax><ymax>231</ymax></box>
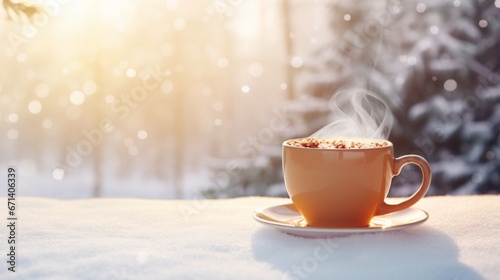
<box><xmin>212</xmin><ymin>0</ymin><xmax>500</xmax><ymax>197</ymax></box>
<box><xmin>296</xmin><ymin>0</ymin><xmax>500</xmax><ymax>195</ymax></box>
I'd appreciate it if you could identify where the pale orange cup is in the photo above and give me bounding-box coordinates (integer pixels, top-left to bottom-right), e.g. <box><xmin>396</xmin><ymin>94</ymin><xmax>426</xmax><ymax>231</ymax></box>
<box><xmin>283</xmin><ymin>138</ymin><xmax>432</xmax><ymax>228</ymax></box>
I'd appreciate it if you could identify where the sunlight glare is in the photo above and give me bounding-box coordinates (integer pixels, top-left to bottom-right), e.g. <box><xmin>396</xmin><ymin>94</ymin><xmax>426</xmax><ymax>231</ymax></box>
<box><xmin>166</xmin><ymin>0</ymin><xmax>179</xmax><ymax>11</ymax></box>
<box><xmin>100</xmin><ymin>0</ymin><xmax>132</xmax><ymax>23</ymax></box>
<box><xmin>232</xmin><ymin>0</ymin><xmax>261</xmax><ymax>39</ymax></box>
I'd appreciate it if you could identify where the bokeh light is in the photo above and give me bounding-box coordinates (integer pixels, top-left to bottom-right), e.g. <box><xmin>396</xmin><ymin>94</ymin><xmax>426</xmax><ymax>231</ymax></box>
<box><xmin>137</xmin><ymin>130</ymin><xmax>148</xmax><ymax>140</ymax></box>
<box><xmin>416</xmin><ymin>3</ymin><xmax>426</xmax><ymax>13</ymax></box>
<box><xmin>430</xmin><ymin>26</ymin><xmax>439</xmax><ymax>34</ymax></box>
<box><xmin>28</xmin><ymin>100</ymin><xmax>42</xmax><ymax>114</ymax></box>
<box><xmin>290</xmin><ymin>56</ymin><xmax>303</xmax><ymax>68</ymax></box>
<box><xmin>7</xmin><ymin>113</ymin><xmax>18</xmax><ymax>123</ymax></box>
<box><xmin>479</xmin><ymin>20</ymin><xmax>488</xmax><ymax>28</ymax></box>
<box><xmin>444</xmin><ymin>79</ymin><xmax>458</xmax><ymax>92</ymax></box>
<box><xmin>70</xmin><ymin>91</ymin><xmax>85</xmax><ymax>106</ymax></box>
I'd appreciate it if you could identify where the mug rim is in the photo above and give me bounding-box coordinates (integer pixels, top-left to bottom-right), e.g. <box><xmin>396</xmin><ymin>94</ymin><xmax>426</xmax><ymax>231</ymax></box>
<box><xmin>283</xmin><ymin>137</ymin><xmax>393</xmax><ymax>151</ymax></box>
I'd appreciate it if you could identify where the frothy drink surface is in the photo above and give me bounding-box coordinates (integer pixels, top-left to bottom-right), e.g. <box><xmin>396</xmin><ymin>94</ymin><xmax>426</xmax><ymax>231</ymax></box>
<box><xmin>287</xmin><ymin>138</ymin><xmax>389</xmax><ymax>149</ymax></box>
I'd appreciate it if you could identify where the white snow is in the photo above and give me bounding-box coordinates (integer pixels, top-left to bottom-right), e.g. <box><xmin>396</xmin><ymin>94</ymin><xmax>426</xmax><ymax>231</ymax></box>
<box><xmin>0</xmin><ymin>195</ymin><xmax>498</xmax><ymax>280</ymax></box>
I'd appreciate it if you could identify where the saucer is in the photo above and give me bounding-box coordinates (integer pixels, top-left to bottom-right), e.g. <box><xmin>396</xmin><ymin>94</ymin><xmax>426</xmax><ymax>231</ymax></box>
<box><xmin>253</xmin><ymin>203</ymin><xmax>429</xmax><ymax>238</ymax></box>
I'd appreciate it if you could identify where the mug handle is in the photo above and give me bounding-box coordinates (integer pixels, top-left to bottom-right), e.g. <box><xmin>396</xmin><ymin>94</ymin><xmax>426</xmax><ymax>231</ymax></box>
<box><xmin>375</xmin><ymin>155</ymin><xmax>432</xmax><ymax>215</ymax></box>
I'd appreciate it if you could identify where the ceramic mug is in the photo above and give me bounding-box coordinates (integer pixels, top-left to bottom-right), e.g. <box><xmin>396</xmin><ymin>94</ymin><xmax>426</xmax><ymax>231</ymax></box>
<box><xmin>282</xmin><ymin>138</ymin><xmax>432</xmax><ymax>228</ymax></box>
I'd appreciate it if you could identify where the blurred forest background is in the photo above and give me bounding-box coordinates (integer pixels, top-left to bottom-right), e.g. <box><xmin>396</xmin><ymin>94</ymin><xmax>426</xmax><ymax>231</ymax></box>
<box><xmin>0</xmin><ymin>0</ymin><xmax>499</xmax><ymax>199</ymax></box>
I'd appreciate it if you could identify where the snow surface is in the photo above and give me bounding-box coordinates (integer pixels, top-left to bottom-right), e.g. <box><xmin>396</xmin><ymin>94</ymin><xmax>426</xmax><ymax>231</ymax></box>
<box><xmin>0</xmin><ymin>195</ymin><xmax>499</xmax><ymax>280</ymax></box>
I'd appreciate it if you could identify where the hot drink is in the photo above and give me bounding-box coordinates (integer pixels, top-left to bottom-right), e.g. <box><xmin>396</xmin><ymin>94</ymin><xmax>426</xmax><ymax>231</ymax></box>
<box><xmin>286</xmin><ymin>137</ymin><xmax>389</xmax><ymax>149</ymax></box>
<box><xmin>282</xmin><ymin>137</ymin><xmax>431</xmax><ymax>227</ymax></box>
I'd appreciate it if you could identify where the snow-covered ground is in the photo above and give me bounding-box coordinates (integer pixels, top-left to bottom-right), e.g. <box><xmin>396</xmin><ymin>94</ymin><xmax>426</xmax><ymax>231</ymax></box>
<box><xmin>0</xmin><ymin>196</ymin><xmax>498</xmax><ymax>279</ymax></box>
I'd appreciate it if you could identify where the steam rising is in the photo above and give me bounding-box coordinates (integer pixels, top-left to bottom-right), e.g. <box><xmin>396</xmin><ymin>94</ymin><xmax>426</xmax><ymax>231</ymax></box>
<box><xmin>311</xmin><ymin>89</ymin><xmax>394</xmax><ymax>140</ymax></box>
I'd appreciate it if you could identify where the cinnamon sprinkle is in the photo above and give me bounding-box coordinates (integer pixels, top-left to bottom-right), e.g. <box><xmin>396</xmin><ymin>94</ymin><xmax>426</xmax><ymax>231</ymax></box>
<box><xmin>287</xmin><ymin>138</ymin><xmax>388</xmax><ymax>149</ymax></box>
